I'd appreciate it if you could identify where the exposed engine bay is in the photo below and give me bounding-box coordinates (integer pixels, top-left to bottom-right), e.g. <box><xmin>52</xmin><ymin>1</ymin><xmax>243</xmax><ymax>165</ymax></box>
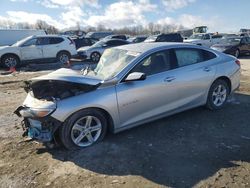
<box><xmin>24</xmin><ymin>80</ymin><xmax>99</xmax><ymax>101</ymax></box>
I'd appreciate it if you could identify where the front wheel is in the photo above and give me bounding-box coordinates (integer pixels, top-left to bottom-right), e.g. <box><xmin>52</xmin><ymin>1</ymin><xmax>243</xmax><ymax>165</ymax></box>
<box><xmin>59</xmin><ymin>109</ymin><xmax>107</xmax><ymax>149</ymax></box>
<box><xmin>1</xmin><ymin>54</ymin><xmax>19</xmax><ymax>68</ymax></box>
<box><xmin>206</xmin><ymin>79</ymin><xmax>229</xmax><ymax>110</ymax></box>
<box><xmin>90</xmin><ymin>52</ymin><xmax>101</xmax><ymax>63</ymax></box>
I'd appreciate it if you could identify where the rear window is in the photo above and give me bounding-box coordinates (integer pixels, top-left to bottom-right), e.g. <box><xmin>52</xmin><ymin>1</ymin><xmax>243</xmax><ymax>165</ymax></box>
<box><xmin>174</xmin><ymin>48</ymin><xmax>216</xmax><ymax>67</ymax></box>
<box><xmin>50</xmin><ymin>37</ymin><xmax>64</xmax><ymax>44</ymax></box>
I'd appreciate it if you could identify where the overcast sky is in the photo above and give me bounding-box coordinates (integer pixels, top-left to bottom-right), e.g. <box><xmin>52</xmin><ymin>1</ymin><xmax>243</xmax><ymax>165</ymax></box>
<box><xmin>0</xmin><ymin>0</ymin><xmax>249</xmax><ymax>32</ymax></box>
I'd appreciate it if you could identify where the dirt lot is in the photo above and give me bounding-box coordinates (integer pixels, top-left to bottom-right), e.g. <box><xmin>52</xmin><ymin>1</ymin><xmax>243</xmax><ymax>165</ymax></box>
<box><xmin>0</xmin><ymin>58</ymin><xmax>250</xmax><ymax>188</ymax></box>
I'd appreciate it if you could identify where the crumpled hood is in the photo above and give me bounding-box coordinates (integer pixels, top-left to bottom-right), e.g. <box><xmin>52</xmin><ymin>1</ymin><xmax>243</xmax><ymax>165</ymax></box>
<box><xmin>31</xmin><ymin>68</ymin><xmax>102</xmax><ymax>86</ymax></box>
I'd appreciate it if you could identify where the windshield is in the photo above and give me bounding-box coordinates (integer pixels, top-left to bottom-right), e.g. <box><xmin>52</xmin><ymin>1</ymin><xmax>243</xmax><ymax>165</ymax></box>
<box><xmin>189</xmin><ymin>34</ymin><xmax>204</xmax><ymax>40</ymax></box>
<box><xmin>85</xmin><ymin>48</ymin><xmax>140</xmax><ymax>80</ymax></box>
<box><xmin>12</xmin><ymin>36</ymin><xmax>33</xmax><ymax>47</ymax></box>
<box><xmin>222</xmin><ymin>37</ymin><xmax>241</xmax><ymax>45</ymax></box>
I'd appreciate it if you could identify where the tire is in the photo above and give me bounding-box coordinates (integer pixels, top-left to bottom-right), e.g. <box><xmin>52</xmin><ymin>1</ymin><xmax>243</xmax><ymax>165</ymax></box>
<box><xmin>59</xmin><ymin>109</ymin><xmax>108</xmax><ymax>150</ymax></box>
<box><xmin>1</xmin><ymin>54</ymin><xmax>20</xmax><ymax>68</ymax></box>
<box><xmin>57</xmin><ymin>51</ymin><xmax>70</xmax><ymax>64</ymax></box>
<box><xmin>235</xmin><ymin>49</ymin><xmax>240</xmax><ymax>58</ymax></box>
<box><xmin>206</xmin><ymin>79</ymin><xmax>229</xmax><ymax>110</ymax></box>
<box><xmin>90</xmin><ymin>52</ymin><xmax>101</xmax><ymax>63</ymax></box>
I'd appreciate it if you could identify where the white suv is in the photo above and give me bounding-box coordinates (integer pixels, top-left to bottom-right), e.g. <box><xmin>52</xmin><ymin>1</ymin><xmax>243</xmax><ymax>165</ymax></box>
<box><xmin>0</xmin><ymin>35</ymin><xmax>77</xmax><ymax>67</ymax></box>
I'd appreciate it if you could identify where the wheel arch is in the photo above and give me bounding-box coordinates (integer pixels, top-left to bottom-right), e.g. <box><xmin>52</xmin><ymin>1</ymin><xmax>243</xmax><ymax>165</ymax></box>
<box><xmin>64</xmin><ymin>107</ymin><xmax>115</xmax><ymax>133</ymax></box>
<box><xmin>212</xmin><ymin>76</ymin><xmax>232</xmax><ymax>93</ymax></box>
<box><xmin>1</xmin><ymin>53</ymin><xmax>20</xmax><ymax>64</ymax></box>
<box><xmin>56</xmin><ymin>50</ymin><xmax>71</xmax><ymax>57</ymax></box>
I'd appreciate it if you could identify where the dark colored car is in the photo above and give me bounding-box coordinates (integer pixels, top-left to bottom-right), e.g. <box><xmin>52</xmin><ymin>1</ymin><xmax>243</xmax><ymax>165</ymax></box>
<box><xmin>144</xmin><ymin>33</ymin><xmax>183</xmax><ymax>43</ymax></box>
<box><xmin>211</xmin><ymin>37</ymin><xmax>250</xmax><ymax>58</ymax></box>
<box><xmin>72</xmin><ymin>37</ymin><xmax>98</xmax><ymax>49</ymax></box>
<box><xmin>104</xmin><ymin>34</ymin><xmax>127</xmax><ymax>40</ymax></box>
<box><xmin>127</xmin><ymin>36</ymin><xmax>148</xmax><ymax>43</ymax></box>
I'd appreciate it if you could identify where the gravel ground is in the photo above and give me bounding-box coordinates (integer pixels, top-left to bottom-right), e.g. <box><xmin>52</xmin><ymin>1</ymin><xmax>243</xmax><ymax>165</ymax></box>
<box><xmin>0</xmin><ymin>57</ymin><xmax>250</xmax><ymax>188</ymax></box>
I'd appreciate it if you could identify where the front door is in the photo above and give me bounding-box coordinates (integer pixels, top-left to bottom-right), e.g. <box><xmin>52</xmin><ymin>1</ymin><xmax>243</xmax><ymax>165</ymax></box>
<box><xmin>20</xmin><ymin>38</ymin><xmax>43</xmax><ymax>60</ymax></box>
<box><xmin>116</xmin><ymin>49</ymin><xmax>179</xmax><ymax>128</ymax></box>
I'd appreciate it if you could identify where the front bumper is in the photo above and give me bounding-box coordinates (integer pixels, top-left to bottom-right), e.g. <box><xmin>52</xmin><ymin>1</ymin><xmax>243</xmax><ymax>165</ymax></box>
<box><xmin>15</xmin><ymin>106</ymin><xmax>61</xmax><ymax>142</ymax></box>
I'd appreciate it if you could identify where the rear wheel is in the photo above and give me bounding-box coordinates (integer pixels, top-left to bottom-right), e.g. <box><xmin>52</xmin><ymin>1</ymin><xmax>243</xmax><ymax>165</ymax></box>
<box><xmin>90</xmin><ymin>52</ymin><xmax>101</xmax><ymax>63</ymax></box>
<box><xmin>59</xmin><ymin>109</ymin><xmax>107</xmax><ymax>149</ymax></box>
<box><xmin>1</xmin><ymin>54</ymin><xmax>19</xmax><ymax>68</ymax></box>
<box><xmin>206</xmin><ymin>79</ymin><xmax>229</xmax><ymax>110</ymax></box>
<box><xmin>57</xmin><ymin>51</ymin><xmax>70</xmax><ymax>64</ymax></box>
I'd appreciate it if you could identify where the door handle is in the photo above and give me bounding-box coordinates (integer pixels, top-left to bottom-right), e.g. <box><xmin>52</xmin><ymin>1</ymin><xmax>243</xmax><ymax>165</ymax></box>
<box><xmin>164</xmin><ymin>76</ymin><xmax>176</xmax><ymax>82</ymax></box>
<box><xmin>203</xmin><ymin>67</ymin><xmax>211</xmax><ymax>72</ymax></box>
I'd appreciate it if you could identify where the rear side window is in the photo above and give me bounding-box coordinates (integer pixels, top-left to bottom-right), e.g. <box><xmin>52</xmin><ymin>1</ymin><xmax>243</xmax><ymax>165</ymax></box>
<box><xmin>50</xmin><ymin>37</ymin><xmax>64</xmax><ymax>44</ymax></box>
<box><xmin>174</xmin><ymin>48</ymin><xmax>216</xmax><ymax>67</ymax></box>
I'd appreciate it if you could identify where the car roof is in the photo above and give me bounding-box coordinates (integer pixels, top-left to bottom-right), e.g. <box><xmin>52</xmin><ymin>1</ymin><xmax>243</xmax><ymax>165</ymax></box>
<box><xmin>32</xmin><ymin>35</ymin><xmax>64</xmax><ymax>38</ymax></box>
<box><xmin>115</xmin><ymin>42</ymin><xmax>197</xmax><ymax>53</ymax></box>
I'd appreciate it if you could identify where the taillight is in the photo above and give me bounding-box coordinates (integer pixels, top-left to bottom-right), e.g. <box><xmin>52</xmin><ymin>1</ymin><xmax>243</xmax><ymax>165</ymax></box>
<box><xmin>235</xmin><ymin>59</ymin><xmax>241</xmax><ymax>67</ymax></box>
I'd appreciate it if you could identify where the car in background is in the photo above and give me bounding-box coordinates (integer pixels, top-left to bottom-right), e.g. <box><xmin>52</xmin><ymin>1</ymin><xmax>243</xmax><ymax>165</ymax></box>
<box><xmin>85</xmin><ymin>31</ymin><xmax>114</xmax><ymax>40</ymax></box>
<box><xmin>72</xmin><ymin>37</ymin><xmax>98</xmax><ymax>49</ymax></box>
<box><xmin>184</xmin><ymin>33</ymin><xmax>223</xmax><ymax>47</ymax></box>
<box><xmin>77</xmin><ymin>39</ymin><xmax>130</xmax><ymax>62</ymax></box>
<box><xmin>144</xmin><ymin>33</ymin><xmax>183</xmax><ymax>43</ymax></box>
<box><xmin>211</xmin><ymin>36</ymin><xmax>250</xmax><ymax>58</ymax></box>
<box><xmin>0</xmin><ymin>35</ymin><xmax>77</xmax><ymax>67</ymax></box>
<box><xmin>0</xmin><ymin>29</ymin><xmax>46</xmax><ymax>46</ymax></box>
<box><xmin>104</xmin><ymin>34</ymin><xmax>127</xmax><ymax>40</ymax></box>
<box><xmin>15</xmin><ymin>42</ymin><xmax>240</xmax><ymax>149</ymax></box>
<box><xmin>127</xmin><ymin>36</ymin><xmax>147</xmax><ymax>43</ymax></box>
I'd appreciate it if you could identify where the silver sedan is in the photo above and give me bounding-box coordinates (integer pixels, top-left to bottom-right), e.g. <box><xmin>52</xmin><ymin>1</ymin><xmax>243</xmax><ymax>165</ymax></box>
<box><xmin>15</xmin><ymin>42</ymin><xmax>241</xmax><ymax>149</ymax></box>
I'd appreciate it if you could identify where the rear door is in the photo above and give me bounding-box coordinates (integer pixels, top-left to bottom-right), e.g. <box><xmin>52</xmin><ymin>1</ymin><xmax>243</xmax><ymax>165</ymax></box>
<box><xmin>20</xmin><ymin>38</ymin><xmax>43</xmax><ymax>60</ymax></box>
<box><xmin>168</xmin><ymin>48</ymin><xmax>217</xmax><ymax>107</ymax></box>
<box><xmin>42</xmin><ymin>37</ymin><xmax>64</xmax><ymax>58</ymax></box>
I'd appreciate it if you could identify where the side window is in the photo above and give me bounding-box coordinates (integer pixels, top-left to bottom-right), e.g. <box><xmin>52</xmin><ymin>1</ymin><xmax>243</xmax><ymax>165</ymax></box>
<box><xmin>175</xmin><ymin>48</ymin><xmax>204</xmax><ymax>67</ymax></box>
<box><xmin>22</xmin><ymin>38</ymin><xmax>37</xmax><ymax>46</ymax></box>
<box><xmin>202</xmin><ymin>50</ymin><xmax>217</xmax><ymax>61</ymax></box>
<box><xmin>50</xmin><ymin>37</ymin><xmax>64</xmax><ymax>44</ymax></box>
<box><xmin>204</xmin><ymin>34</ymin><xmax>210</xmax><ymax>40</ymax></box>
<box><xmin>37</xmin><ymin>37</ymin><xmax>49</xmax><ymax>45</ymax></box>
<box><xmin>132</xmin><ymin>50</ymin><xmax>172</xmax><ymax>76</ymax></box>
<box><xmin>247</xmin><ymin>37</ymin><xmax>250</xmax><ymax>43</ymax></box>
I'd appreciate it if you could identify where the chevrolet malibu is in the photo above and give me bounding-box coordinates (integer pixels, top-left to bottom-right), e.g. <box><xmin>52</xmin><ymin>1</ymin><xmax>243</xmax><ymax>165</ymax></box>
<box><xmin>15</xmin><ymin>43</ymin><xmax>241</xmax><ymax>149</ymax></box>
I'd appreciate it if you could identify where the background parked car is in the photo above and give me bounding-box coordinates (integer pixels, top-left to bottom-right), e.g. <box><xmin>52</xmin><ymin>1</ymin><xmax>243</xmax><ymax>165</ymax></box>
<box><xmin>144</xmin><ymin>33</ymin><xmax>183</xmax><ymax>43</ymax></box>
<box><xmin>184</xmin><ymin>33</ymin><xmax>223</xmax><ymax>47</ymax></box>
<box><xmin>77</xmin><ymin>39</ymin><xmax>130</xmax><ymax>62</ymax></box>
<box><xmin>0</xmin><ymin>35</ymin><xmax>77</xmax><ymax>67</ymax></box>
<box><xmin>72</xmin><ymin>37</ymin><xmax>98</xmax><ymax>49</ymax></box>
<box><xmin>211</xmin><ymin>36</ymin><xmax>250</xmax><ymax>57</ymax></box>
<box><xmin>0</xmin><ymin>29</ymin><xmax>46</xmax><ymax>46</ymax></box>
<box><xmin>127</xmin><ymin>36</ymin><xmax>148</xmax><ymax>43</ymax></box>
<box><xmin>104</xmin><ymin>34</ymin><xmax>127</xmax><ymax>40</ymax></box>
<box><xmin>85</xmin><ymin>31</ymin><xmax>114</xmax><ymax>40</ymax></box>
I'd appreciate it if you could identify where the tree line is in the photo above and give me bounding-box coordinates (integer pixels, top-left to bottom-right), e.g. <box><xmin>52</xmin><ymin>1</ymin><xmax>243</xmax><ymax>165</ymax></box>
<box><xmin>0</xmin><ymin>19</ymin><xmax>189</xmax><ymax>36</ymax></box>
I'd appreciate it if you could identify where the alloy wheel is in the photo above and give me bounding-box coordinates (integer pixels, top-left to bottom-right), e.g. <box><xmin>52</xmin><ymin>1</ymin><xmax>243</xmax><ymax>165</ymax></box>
<box><xmin>71</xmin><ymin>115</ymin><xmax>102</xmax><ymax>147</ymax></box>
<box><xmin>212</xmin><ymin>84</ymin><xmax>227</xmax><ymax>107</ymax></box>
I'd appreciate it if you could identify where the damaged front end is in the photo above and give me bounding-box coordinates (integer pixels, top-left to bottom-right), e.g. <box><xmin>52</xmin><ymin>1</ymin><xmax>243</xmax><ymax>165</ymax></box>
<box><xmin>14</xmin><ymin>68</ymin><xmax>102</xmax><ymax>144</ymax></box>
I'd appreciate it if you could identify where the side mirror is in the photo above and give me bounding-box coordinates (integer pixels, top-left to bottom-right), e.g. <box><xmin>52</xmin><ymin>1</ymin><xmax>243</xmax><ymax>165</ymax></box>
<box><xmin>125</xmin><ymin>72</ymin><xmax>146</xmax><ymax>82</ymax></box>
